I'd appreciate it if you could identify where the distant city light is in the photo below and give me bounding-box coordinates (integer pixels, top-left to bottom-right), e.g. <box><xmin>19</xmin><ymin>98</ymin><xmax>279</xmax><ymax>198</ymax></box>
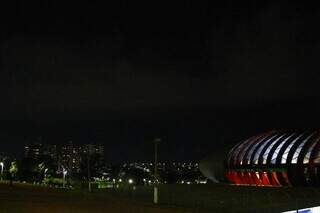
<box><xmin>16</xmin><ymin>142</ymin><xmax>205</xmax><ymax>188</ymax></box>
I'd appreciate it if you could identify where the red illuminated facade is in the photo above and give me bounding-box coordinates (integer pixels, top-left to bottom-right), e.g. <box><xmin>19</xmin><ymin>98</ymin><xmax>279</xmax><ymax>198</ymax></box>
<box><xmin>225</xmin><ymin>130</ymin><xmax>320</xmax><ymax>186</ymax></box>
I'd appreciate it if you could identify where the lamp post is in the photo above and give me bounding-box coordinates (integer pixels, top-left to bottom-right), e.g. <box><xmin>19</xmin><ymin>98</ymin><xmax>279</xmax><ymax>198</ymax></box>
<box><xmin>0</xmin><ymin>162</ymin><xmax>4</xmax><ymax>181</ymax></box>
<box><xmin>62</xmin><ymin>168</ymin><xmax>67</xmax><ymax>188</ymax></box>
<box><xmin>87</xmin><ymin>154</ymin><xmax>92</xmax><ymax>192</ymax></box>
<box><xmin>153</xmin><ymin>138</ymin><xmax>161</xmax><ymax>204</ymax></box>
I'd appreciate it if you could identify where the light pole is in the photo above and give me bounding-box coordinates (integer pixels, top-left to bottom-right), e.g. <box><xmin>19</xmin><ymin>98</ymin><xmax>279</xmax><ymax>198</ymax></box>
<box><xmin>0</xmin><ymin>162</ymin><xmax>4</xmax><ymax>181</ymax></box>
<box><xmin>87</xmin><ymin>154</ymin><xmax>92</xmax><ymax>192</ymax></box>
<box><xmin>153</xmin><ymin>138</ymin><xmax>161</xmax><ymax>204</ymax></box>
<box><xmin>63</xmin><ymin>168</ymin><xmax>67</xmax><ymax>188</ymax></box>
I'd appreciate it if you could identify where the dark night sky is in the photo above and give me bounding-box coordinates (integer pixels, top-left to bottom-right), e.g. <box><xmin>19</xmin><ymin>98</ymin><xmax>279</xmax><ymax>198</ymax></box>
<box><xmin>1</xmin><ymin>1</ymin><xmax>320</xmax><ymax>162</ymax></box>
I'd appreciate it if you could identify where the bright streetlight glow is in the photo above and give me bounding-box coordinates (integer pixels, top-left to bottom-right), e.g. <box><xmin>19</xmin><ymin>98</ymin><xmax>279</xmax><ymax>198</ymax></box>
<box><xmin>128</xmin><ymin>179</ymin><xmax>133</xmax><ymax>184</ymax></box>
<box><xmin>0</xmin><ymin>162</ymin><xmax>3</xmax><ymax>180</ymax></box>
<box><xmin>62</xmin><ymin>168</ymin><xmax>67</xmax><ymax>188</ymax></box>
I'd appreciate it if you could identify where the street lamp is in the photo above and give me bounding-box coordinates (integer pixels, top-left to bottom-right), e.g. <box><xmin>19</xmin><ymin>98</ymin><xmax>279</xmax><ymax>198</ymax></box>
<box><xmin>0</xmin><ymin>162</ymin><xmax>4</xmax><ymax>181</ymax></box>
<box><xmin>153</xmin><ymin>138</ymin><xmax>161</xmax><ymax>204</ymax></box>
<box><xmin>62</xmin><ymin>168</ymin><xmax>67</xmax><ymax>188</ymax></box>
<box><xmin>44</xmin><ymin>168</ymin><xmax>48</xmax><ymax>182</ymax></box>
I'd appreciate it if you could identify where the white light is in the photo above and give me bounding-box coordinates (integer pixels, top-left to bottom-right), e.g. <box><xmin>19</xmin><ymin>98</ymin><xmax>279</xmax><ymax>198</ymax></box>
<box><xmin>255</xmin><ymin>172</ymin><xmax>260</xmax><ymax>179</ymax></box>
<box><xmin>282</xmin><ymin>206</ymin><xmax>320</xmax><ymax>213</ymax></box>
<box><xmin>128</xmin><ymin>179</ymin><xmax>133</xmax><ymax>184</ymax></box>
<box><xmin>0</xmin><ymin>162</ymin><xmax>3</xmax><ymax>177</ymax></box>
<box><xmin>118</xmin><ymin>178</ymin><xmax>122</xmax><ymax>183</ymax></box>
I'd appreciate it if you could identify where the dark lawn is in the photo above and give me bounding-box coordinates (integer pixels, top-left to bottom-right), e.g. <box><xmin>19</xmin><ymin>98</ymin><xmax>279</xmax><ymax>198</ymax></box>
<box><xmin>101</xmin><ymin>184</ymin><xmax>320</xmax><ymax>213</ymax></box>
<box><xmin>0</xmin><ymin>183</ymin><xmax>187</xmax><ymax>213</ymax></box>
<box><xmin>1</xmin><ymin>183</ymin><xmax>320</xmax><ymax>213</ymax></box>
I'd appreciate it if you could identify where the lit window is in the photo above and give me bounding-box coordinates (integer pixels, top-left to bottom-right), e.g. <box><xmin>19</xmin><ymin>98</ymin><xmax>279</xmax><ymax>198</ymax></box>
<box><xmin>271</xmin><ymin>133</ymin><xmax>295</xmax><ymax>164</ymax></box>
<box><xmin>303</xmin><ymin>136</ymin><xmax>320</xmax><ymax>164</ymax></box>
<box><xmin>262</xmin><ymin>134</ymin><xmax>286</xmax><ymax>164</ymax></box>
<box><xmin>229</xmin><ymin>138</ymin><xmax>252</xmax><ymax>165</ymax></box>
<box><xmin>291</xmin><ymin>132</ymin><xmax>316</xmax><ymax>164</ymax></box>
<box><xmin>281</xmin><ymin>134</ymin><xmax>304</xmax><ymax>164</ymax></box>
<box><xmin>313</xmin><ymin>149</ymin><xmax>320</xmax><ymax>164</ymax></box>
<box><xmin>227</xmin><ymin>142</ymin><xmax>242</xmax><ymax>165</ymax></box>
<box><xmin>245</xmin><ymin>133</ymin><xmax>273</xmax><ymax>164</ymax></box>
<box><xmin>239</xmin><ymin>135</ymin><xmax>262</xmax><ymax>165</ymax></box>
<box><xmin>253</xmin><ymin>134</ymin><xmax>278</xmax><ymax>165</ymax></box>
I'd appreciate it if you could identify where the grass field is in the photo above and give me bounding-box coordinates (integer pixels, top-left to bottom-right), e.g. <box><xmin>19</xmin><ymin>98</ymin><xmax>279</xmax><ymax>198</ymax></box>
<box><xmin>99</xmin><ymin>184</ymin><xmax>320</xmax><ymax>212</ymax></box>
<box><xmin>1</xmin><ymin>183</ymin><xmax>320</xmax><ymax>213</ymax></box>
<box><xmin>0</xmin><ymin>183</ymin><xmax>186</xmax><ymax>213</ymax></box>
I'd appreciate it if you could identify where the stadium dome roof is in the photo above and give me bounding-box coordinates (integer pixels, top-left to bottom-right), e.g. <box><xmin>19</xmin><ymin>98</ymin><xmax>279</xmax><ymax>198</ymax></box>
<box><xmin>225</xmin><ymin>130</ymin><xmax>320</xmax><ymax>186</ymax></box>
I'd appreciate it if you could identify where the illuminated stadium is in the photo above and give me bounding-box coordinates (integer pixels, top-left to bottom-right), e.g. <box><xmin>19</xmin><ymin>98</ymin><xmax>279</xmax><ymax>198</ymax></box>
<box><xmin>225</xmin><ymin>130</ymin><xmax>320</xmax><ymax>187</ymax></box>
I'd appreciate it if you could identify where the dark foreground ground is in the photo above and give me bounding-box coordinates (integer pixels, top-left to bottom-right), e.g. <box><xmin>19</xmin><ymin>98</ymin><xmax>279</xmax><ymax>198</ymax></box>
<box><xmin>1</xmin><ymin>183</ymin><xmax>320</xmax><ymax>213</ymax></box>
<box><xmin>0</xmin><ymin>183</ymin><xmax>186</xmax><ymax>213</ymax></box>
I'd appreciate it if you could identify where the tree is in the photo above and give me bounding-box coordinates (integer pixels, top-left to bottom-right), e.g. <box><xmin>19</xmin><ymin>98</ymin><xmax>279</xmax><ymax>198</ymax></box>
<box><xmin>80</xmin><ymin>154</ymin><xmax>104</xmax><ymax>179</ymax></box>
<box><xmin>9</xmin><ymin>161</ymin><xmax>18</xmax><ymax>186</ymax></box>
<box><xmin>34</xmin><ymin>162</ymin><xmax>45</xmax><ymax>183</ymax></box>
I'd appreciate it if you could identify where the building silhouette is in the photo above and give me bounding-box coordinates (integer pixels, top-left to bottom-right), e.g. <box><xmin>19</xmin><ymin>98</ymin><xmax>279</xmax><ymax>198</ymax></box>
<box><xmin>60</xmin><ymin>141</ymin><xmax>81</xmax><ymax>173</ymax></box>
<box><xmin>24</xmin><ymin>143</ymin><xmax>42</xmax><ymax>161</ymax></box>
